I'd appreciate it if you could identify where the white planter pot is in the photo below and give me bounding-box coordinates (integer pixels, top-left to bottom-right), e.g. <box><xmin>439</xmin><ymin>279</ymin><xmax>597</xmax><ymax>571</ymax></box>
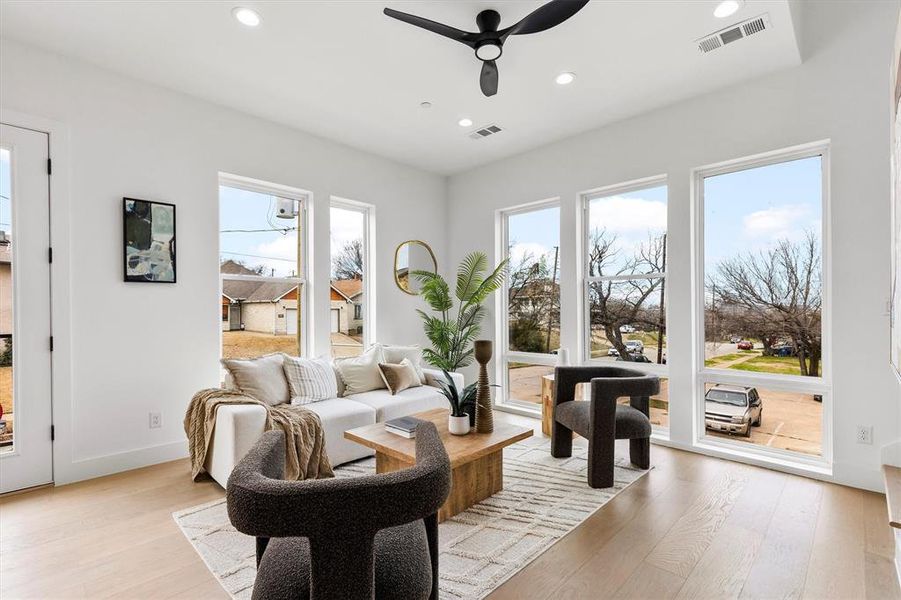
<box><xmin>448</xmin><ymin>414</ymin><xmax>470</xmax><ymax>436</ymax></box>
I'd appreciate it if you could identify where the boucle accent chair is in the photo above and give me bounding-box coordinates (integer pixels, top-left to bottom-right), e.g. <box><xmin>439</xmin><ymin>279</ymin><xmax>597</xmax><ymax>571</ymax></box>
<box><xmin>226</xmin><ymin>423</ymin><xmax>451</xmax><ymax>600</ymax></box>
<box><xmin>551</xmin><ymin>366</ymin><xmax>659</xmax><ymax>488</ymax></box>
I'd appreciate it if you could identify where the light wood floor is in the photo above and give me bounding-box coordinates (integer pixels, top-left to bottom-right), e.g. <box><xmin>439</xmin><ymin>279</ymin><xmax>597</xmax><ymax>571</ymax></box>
<box><xmin>1</xmin><ymin>414</ymin><xmax>898</xmax><ymax>599</ymax></box>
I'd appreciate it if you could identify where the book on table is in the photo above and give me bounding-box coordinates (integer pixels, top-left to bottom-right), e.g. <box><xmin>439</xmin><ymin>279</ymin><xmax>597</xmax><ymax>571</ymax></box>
<box><xmin>385</xmin><ymin>416</ymin><xmax>421</xmax><ymax>438</ymax></box>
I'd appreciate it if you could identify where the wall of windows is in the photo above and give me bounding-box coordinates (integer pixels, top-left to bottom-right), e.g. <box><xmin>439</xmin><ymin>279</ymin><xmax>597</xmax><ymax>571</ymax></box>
<box><xmin>696</xmin><ymin>145</ymin><xmax>828</xmax><ymax>461</ymax></box>
<box><xmin>582</xmin><ymin>178</ymin><xmax>669</xmax><ymax>429</ymax></box>
<box><xmin>498</xmin><ymin>201</ymin><xmax>560</xmax><ymax>411</ymax></box>
<box><xmin>219</xmin><ymin>175</ymin><xmax>309</xmax><ymax>361</ymax></box>
<box><xmin>329</xmin><ymin>198</ymin><xmax>373</xmax><ymax>358</ymax></box>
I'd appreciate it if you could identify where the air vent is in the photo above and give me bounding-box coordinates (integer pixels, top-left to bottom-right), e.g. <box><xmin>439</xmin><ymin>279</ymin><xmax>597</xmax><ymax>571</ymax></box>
<box><xmin>696</xmin><ymin>13</ymin><xmax>771</xmax><ymax>53</ymax></box>
<box><xmin>468</xmin><ymin>124</ymin><xmax>503</xmax><ymax>140</ymax></box>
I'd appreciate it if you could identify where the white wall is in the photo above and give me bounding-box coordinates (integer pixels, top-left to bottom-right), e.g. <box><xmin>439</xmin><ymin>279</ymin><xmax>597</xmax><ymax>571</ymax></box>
<box><xmin>447</xmin><ymin>0</ymin><xmax>900</xmax><ymax>491</ymax></box>
<box><xmin>0</xmin><ymin>39</ymin><xmax>447</xmax><ymax>484</ymax></box>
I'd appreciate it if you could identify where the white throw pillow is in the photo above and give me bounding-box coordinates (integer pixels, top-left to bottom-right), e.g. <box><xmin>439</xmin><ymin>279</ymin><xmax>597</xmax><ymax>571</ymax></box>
<box><xmin>220</xmin><ymin>353</ymin><xmax>290</xmax><ymax>406</ymax></box>
<box><xmin>375</xmin><ymin>344</ymin><xmax>427</xmax><ymax>384</ymax></box>
<box><xmin>283</xmin><ymin>356</ymin><xmax>339</xmax><ymax>405</ymax></box>
<box><xmin>334</xmin><ymin>346</ymin><xmax>386</xmax><ymax>395</ymax></box>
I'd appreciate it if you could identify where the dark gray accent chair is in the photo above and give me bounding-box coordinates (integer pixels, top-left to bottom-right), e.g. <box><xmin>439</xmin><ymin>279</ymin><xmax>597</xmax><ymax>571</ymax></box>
<box><xmin>226</xmin><ymin>422</ymin><xmax>451</xmax><ymax>600</ymax></box>
<box><xmin>551</xmin><ymin>366</ymin><xmax>659</xmax><ymax>489</ymax></box>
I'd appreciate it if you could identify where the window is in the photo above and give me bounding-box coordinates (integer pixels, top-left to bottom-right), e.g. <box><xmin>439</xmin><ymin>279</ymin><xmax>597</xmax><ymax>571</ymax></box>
<box><xmin>330</xmin><ymin>199</ymin><xmax>372</xmax><ymax>358</ymax></box>
<box><xmin>219</xmin><ymin>175</ymin><xmax>309</xmax><ymax>361</ymax></box>
<box><xmin>498</xmin><ymin>201</ymin><xmax>560</xmax><ymax>411</ymax></box>
<box><xmin>583</xmin><ymin>179</ymin><xmax>668</xmax><ymax>428</ymax></box>
<box><xmin>697</xmin><ymin>145</ymin><xmax>828</xmax><ymax>460</ymax></box>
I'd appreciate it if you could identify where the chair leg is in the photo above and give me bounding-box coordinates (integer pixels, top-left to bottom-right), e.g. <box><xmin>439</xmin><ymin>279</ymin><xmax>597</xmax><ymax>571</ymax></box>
<box><xmin>630</xmin><ymin>438</ymin><xmax>650</xmax><ymax>470</ymax></box>
<box><xmin>587</xmin><ymin>432</ymin><xmax>615</xmax><ymax>489</ymax></box>
<box><xmin>551</xmin><ymin>420</ymin><xmax>573</xmax><ymax>458</ymax></box>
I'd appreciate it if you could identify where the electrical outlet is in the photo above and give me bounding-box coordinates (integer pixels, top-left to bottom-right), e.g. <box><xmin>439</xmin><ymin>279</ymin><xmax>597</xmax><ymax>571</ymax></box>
<box><xmin>149</xmin><ymin>412</ymin><xmax>162</xmax><ymax>429</ymax></box>
<box><xmin>856</xmin><ymin>425</ymin><xmax>873</xmax><ymax>445</ymax></box>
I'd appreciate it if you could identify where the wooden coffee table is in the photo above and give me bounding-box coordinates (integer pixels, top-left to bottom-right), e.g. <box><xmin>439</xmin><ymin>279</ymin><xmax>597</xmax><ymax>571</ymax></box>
<box><xmin>344</xmin><ymin>408</ymin><xmax>533</xmax><ymax>522</ymax></box>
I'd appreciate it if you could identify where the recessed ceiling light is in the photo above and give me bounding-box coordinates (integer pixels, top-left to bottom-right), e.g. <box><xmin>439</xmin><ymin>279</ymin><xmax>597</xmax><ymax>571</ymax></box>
<box><xmin>713</xmin><ymin>0</ymin><xmax>741</xmax><ymax>18</ymax></box>
<box><xmin>458</xmin><ymin>118</ymin><xmax>473</xmax><ymax>128</ymax></box>
<box><xmin>555</xmin><ymin>72</ymin><xmax>576</xmax><ymax>85</ymax></box>
<box><xmin>420</xmin><ymin>101</ymin><xmax>432</xmax><ymax>109</ymax></box>
<box><xmin>233</xmin><ymin>7</ymin><xmax>261</xmax><ymax>27</ymax></box>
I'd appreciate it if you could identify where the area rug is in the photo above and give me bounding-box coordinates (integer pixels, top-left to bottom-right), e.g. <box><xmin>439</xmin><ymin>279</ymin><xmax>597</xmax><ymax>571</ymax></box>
<box><xmin>173</xmin><ymin>436</ymin><xmax>649</xmax><ymax>600</ymax></box>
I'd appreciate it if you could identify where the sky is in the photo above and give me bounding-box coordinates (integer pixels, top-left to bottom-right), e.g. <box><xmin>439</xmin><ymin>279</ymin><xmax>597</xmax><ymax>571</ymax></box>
<box><xmin>0</xmin><ymin>150</ymin><xmax>10</xmax><ymax>239</ymax></box>
<box><xmin>219</xmin><ymin>185</ymin><xmax>363</xmax><ymax>279</ymax></box>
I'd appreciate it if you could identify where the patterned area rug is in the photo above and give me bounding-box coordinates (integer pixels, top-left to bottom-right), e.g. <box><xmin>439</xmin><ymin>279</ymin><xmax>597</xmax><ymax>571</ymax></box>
<box><xmin>173</xmin><ymin>436</ymin><xmax>649</xmax><ymax>600</ymax></box>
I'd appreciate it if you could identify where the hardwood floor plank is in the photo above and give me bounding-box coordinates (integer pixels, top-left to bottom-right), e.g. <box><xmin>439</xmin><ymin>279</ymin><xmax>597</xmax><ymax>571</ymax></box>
<box><xmin>802</xmin><ymin>484</ymin><xmax>867</xmax><ymax>600</ymax></box>
<box><xmin>864</xmin><ymin>490</ymin><xmax>896</xmax><ymax>560</ymax></box>
<box><xmin>645</xmin><ymin>469</ymin><xmax>748</xmax><ymax>578</ymax></box>
<box><xmin>865</xmin><ymin>551</ymin><xmax>901</xmax><ymax>600</ymax></box>
<box><xmin>674</xmin><ymin>524</ymin><xmax>763</xmax><ymax>600</ymax></box>
<box><xmin>613</xmin><ymin>562</ymin><xmax>686</xmax><ymax>600</ymax></box>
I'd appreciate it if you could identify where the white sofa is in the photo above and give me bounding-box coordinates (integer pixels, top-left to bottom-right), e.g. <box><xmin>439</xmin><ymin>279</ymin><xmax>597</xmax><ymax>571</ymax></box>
<box><xmin>205</xmin><ymin>366</ymin><xmax>463</xmax><ymax>487</ymax></box>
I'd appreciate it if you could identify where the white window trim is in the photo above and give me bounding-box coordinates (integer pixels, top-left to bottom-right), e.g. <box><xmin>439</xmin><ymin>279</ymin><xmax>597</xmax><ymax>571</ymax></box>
<box><xmin>330</xmin><ymin>196</ymin><xmax>376</xmax><ymax>349</ymax></box>
<box><xmin>691</xmin><ymin>140</ymin><xmax>833</xmax><ymax>470</ymax></box>
<box><xmin>495</xmin><ymin>197</ymin><xmax>561</xmax><ymax>413</ymax></box>
<box><xmin>218</xmin><ymin>172</ymin><xmax>313</xmax><ymax>357</ymax></box>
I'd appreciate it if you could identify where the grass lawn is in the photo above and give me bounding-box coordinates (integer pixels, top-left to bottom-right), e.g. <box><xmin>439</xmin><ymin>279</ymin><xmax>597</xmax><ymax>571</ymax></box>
<box><xmin>704</xmin><ymin>351</ymin><xmax>758</xmax><ymax>366</ymax></box>
<box><xmin>730</xmin><ymin>354</ymin><xmax>814</xmax><ymax>377</ymax></box>
<box><xmin>0</xmin><ymin>366</ymin><xmax>11</xmax><ymax>415</ymax></box>
<box><xmin>222</xmin><ymin>331</ymin><xmax>300</xmax><ymax>359</ymax></box>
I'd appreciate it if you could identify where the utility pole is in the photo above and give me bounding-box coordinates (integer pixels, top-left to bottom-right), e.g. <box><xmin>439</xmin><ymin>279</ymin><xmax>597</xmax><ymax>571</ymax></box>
<box><xmin>545</xmin><ymin>245</ymin><xmax>559</xmax><ymax>353</ymax></box>
<box><xmin>656</xmin><ymin>234</ymin><xmax>667</xmax><ymax>365</ymax></box>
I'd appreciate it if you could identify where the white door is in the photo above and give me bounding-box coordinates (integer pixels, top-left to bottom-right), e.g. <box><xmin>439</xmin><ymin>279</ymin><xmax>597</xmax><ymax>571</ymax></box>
<box><xmin>330</xmin><ymin>308</ymin><xmax>340</xmax><ymax>333</ymax></box>
<box><xmin>0</xmin><ymin>124</ymin><xmax>53</xmax><ymax>493</ymax></box>
<box><xmin>286</xmin><ymin>308</ymin><xmax>297</xmax><ymax>336</ymax></box>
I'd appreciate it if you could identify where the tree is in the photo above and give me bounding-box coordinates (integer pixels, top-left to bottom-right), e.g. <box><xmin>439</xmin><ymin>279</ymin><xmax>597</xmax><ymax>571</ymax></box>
<box><xmin>586</xmin><ymin>229</ymin><xmax>666</xmax><ymax>363</ymax></box>
<box><xmin>332</xmin><ymin>239</ymin><xmax>363</xmax><ymax>280</ymax></box>
<box><xmin>507</xmin><ymin>247</ymin><xmax>560</xmax><ymax>353</ymax></box>
<box><xmin>710</xmin><ymin>232</ymin><xmax>822</xmax><ymax>376</ymax></box>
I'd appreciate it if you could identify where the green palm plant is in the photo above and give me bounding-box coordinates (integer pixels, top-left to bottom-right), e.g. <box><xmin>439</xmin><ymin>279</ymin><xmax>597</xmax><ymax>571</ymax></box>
<box><xmin>412</xmin><ymin>251</ymin><xmax>508</xmax><ymax>372</ymax></box>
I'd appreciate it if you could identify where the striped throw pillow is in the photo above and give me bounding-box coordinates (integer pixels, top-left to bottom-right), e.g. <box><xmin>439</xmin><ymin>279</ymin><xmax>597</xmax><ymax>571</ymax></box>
<box><xmin>283</xmin><ymin>356</ymin><xmax>339</xmax><ymax>405</ymax></box>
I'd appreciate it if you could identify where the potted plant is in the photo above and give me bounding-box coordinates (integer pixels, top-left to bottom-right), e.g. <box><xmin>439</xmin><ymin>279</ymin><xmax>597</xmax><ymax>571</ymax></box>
<box><xmin>434</xmin><ymin>370</ymin><xmax>470</xmax><ymax>435</ymax></box>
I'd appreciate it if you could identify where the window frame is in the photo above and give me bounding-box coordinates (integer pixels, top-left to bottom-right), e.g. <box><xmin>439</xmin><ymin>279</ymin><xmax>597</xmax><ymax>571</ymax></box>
<box><xmin>495</xmin><ymin>197</ymin><xmax>561</xmax><ymax>414</ymax></box>
<box><xmin>691</xmin><ymin>141</ymin><xmax>832</xmax><ymax>469</ymax></box>
<box><xmin>218</xmin><ymin>172</ymin><xmax>312</xmax><ymax>357</ymax></box>
<box><xmin>330</xmin><ymin>196</ymin><xmax>376</xmax><ymax>351</ymax></box>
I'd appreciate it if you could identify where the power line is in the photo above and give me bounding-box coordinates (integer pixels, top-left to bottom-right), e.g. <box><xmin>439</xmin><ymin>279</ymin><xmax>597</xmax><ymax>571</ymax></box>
<box><xmin>220</xmin><ymin>227</ymin><xmax>298</xmax><ymax>234</ymax></box>
<box><xmin>220</xmin><ymin>250</ymin><xmax>295</xmax><ymax>263</ymax></box>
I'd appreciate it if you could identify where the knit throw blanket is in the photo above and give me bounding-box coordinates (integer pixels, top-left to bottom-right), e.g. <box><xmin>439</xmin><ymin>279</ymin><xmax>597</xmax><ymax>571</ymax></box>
<box><xmin>184</xmin><ymin>388</ymin><xmax>334</xmax><ymax>482</ymax></box>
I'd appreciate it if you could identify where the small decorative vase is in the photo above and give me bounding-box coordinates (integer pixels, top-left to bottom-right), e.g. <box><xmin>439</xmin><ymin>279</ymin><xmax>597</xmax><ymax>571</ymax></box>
<box><xmin>448</xmin><ymin>413</ymin><xmax>470</xmax><ymax>435</ymax></box>
<box><xmin>474</xmin><ymin>340</ymin><xmax>494</xmax><ymax>433</ymax></box>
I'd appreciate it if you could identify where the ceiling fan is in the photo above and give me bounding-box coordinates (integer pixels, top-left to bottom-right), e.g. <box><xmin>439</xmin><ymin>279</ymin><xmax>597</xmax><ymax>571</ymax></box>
<box><xmin>383</xmin><ymin>0</ymin><xmax>590</xmax><ymax>98</ymax></box>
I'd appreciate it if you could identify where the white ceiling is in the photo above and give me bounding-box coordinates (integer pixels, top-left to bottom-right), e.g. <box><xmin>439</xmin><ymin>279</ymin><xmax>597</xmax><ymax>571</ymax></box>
<box><xmin>0</xmin><ymin>1</ymin><xmax>801</xmax><ymax>175</ymax></box>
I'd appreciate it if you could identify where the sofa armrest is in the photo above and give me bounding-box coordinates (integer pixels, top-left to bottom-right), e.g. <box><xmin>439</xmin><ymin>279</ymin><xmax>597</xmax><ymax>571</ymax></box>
<box><xmin>422</xmin><ymin>368</ymin><xmax>464</xmax><ymax>393</ymax></box>
<box><xmin>205</xmin><ymin>403</ymin><xmax>268</xmax><ymax>488</ymax></box>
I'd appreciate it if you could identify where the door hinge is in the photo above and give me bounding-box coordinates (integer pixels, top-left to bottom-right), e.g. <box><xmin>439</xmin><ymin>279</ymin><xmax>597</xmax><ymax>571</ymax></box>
<box><xmin>49</xmin><ymin>336</ymin><xmax>54</xmax><ymax>352</ymax></box>
<box><xmin>51</xmin><ymin>425</ymin><xmax>55</xmax><ymax>441</ymax></box>
<box><xmin>48</xmin><ymin>247</ymin><xmax>53</xmax><ymax>264</ymax></box>
<box><xmin>47</xmin><ymin>158</ymin><xmax>52</xmax><ymax>175</ymax></box>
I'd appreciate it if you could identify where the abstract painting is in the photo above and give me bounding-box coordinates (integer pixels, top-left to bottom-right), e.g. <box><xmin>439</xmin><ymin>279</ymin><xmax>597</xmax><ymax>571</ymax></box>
<box><xmin>123</xmin><ymin>198</ymin><xmax>176</xmax><ymax>283</ymax></box>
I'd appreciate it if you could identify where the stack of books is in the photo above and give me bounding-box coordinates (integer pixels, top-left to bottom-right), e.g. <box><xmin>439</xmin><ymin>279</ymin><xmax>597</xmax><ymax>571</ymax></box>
<box><xmin>385</xmin><ymin>416</ymin><xmax>420</xmax><ymax>439</ymax></box>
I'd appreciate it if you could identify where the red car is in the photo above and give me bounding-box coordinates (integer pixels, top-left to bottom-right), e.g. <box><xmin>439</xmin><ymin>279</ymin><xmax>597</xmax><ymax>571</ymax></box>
<box><xmin>737</xmin><ymin>340</ymin><xmax>754</xmax><ymax>350</ymax></box>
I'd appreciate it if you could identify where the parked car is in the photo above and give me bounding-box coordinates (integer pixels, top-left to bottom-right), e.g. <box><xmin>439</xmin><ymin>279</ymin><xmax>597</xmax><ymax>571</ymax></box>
<box><xmin>619</xmin><ymin>324</ymin><xmax>636</xmax><ymax>333</ymax></box>
<box><xmin>772</xmin><ymin>343</ymin><xmax>793</xmax><ymax>357</ymax></box>
<box><xmin>704</xmin><ymin>385</ymin><xmax>762</xmax><ymax>438</ymax></box>
<box><xmin>617</xmin><ymin>353</ymin><xmax>652</xmax><ymax>363</ymax></box>
<box><xmin>737</xmin><ymin>340</ymin><xmax>754</xmax><ymax>350</ymax></box>
<box><xmin>607</xmin><ymin>347</ymin><xmax>620</xmax><ymax>357</ymax></box>
<box><xmin>625</xmin><ymin>340</ymin><xmax>644</xmax><ymax>353</ymax></box>
<box><xmin>729</xmin><ymin>335</ymin><xmax>742</xmax><ymax>344</ymax></box>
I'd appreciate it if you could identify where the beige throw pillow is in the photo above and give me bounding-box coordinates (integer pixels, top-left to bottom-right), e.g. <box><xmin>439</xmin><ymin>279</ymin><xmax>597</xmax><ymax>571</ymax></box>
<box><xmin>220</xmin><ymin>353</ymin><xmax>290</xmax><ymax>406</ymax></box>
<box><xmin>378</xmin><ymin>358</ymin><xmax>422</xmax><ymax>395</ymax></box>
<box><xmin>283</xmin><ymin>356</ymin><xmax>339</xmax><ymax>405</ymax></box>
<box><xmin>334</xmin><ymin>346</ymin><xmax>386</xmax><ymax>395</ymax></box>
<box><xmin>375</xmin><ymin>344</ymin><xmax>427</xmax><ymax>384</ymax></box>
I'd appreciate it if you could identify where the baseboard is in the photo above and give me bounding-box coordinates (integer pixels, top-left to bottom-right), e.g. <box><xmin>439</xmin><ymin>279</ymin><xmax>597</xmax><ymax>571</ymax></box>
<box><xmin>55</xmin><ymin>440</ymin><xmax>189</xmax><ymax>486</ymax></box>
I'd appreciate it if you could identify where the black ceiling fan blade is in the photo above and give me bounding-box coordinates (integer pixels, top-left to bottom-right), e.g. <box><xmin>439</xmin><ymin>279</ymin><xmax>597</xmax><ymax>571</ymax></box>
<box><xmin>480</xmin><ymin>60</ymin><xmax>499</xmax><ymax>97</ymax></box>
<box><xmin>500</xmin><ymin>0</ymin><xmax>590</xmax><ymax>38</ymax></box>
<box><xmin>383</xmin><ymin>8</ymin><xmax>477</xmax><ymax>48</ymax></box>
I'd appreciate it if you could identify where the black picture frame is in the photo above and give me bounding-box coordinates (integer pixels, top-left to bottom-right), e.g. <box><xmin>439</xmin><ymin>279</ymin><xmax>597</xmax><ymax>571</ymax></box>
<box><xmin>123</xmin><ymin>198</ymin><xmax>177</xmax><ymax>283</ymax></box>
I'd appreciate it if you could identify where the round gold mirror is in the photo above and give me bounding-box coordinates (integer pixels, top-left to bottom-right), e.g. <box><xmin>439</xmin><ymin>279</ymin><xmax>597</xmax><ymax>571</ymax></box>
<box><xmin>394</xmin><ymin>240</ymin><xmax>437</xmax><ymax>295</ymax></box>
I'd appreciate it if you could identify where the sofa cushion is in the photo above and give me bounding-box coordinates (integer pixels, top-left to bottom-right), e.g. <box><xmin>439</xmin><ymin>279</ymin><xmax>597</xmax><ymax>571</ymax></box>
<box><xmin>304</xmin><ymin>398</ymin><xmax>377</xmax><ymax>466</ymax></box>
<box><xmin>283</xmin><ymin>356</ymin><xmax>339</xmax><ymax>405</ymax></box>
<box><xmin>374</xmin><ymin>344</ymin><xmax>427</xmax><ymax>384</ymax></box>
<box><xmin>334</xmin><ymin>346</ymin><xmax>386</xmax><ymax>395</ymax></box>
<box><xmin>378</xmin><ymin>359</ymin><xmax>422</xmax><ymax>395</ymax></box>
<box><xmin>555</xmin><ymin>401</ymin><xmax>651</xmax><ymax>440</ymax></box>
<box><xmin>346</xmin><ymin>386</ymin><xmax>448</xmax><ymax>422</ymax></box>
<box><xmin>221</xmin><ymin>353</ymin><xmax>289</xmax><ymax>406</ymax></box>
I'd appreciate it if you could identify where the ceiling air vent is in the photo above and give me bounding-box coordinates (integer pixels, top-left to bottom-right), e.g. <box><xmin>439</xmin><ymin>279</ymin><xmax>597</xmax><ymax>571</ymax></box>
<box><xmin>468</xmin><ymin>124</ymin><xmax>503</xmax><ymax>140</ymax></box>
<box><xmin>696</xmin><ymin>13</ymin><xmax>771</xmax><ymax>54</ymax></box>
